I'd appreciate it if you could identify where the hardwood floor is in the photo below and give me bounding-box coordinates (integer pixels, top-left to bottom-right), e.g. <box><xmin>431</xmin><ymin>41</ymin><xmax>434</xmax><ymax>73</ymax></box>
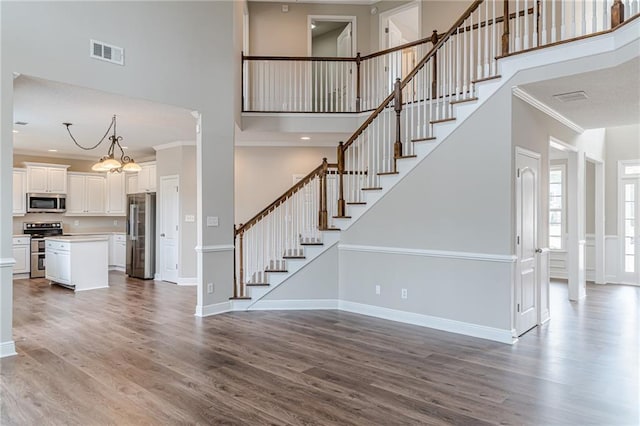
<box><xmin>1</xmin><ymin>274</ymin><xmax>638</xmax><ymax>425</ymax></box>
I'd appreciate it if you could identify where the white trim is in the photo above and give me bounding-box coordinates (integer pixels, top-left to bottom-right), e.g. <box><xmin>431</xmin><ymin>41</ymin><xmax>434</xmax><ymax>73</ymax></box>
<box><xmin>154</xmin><ymin>273</ymin><xmax>161</xmax><ymax>280</ymax></box>
<box><xmin>513</xmin><ymin>87</ymin><xmax>585</xmax><ymax>134</ymax></box>
<box><xmin>338</xmin><ymin>300</ymin><xmax>517</xmax><ymax>344</ymax></box>
<box><xmin>339</xmin><ymin>244</ymin><xmax>516</xmax><ymax>263</ymax></box>
<box><xmin>549</xmin><ymin>136</ymin><xmax>579</xmax><ymax>152</ymax></box>
<box><xmin>195</xmin><ymin>301</ymin><xmax>232</xmax><ymax>317</ymax></box>
<box><xmin>378</xmin><ymin>0</ymin><xmax>422</xmax><ymax>50</ymax></box>
<box><xmin>307</xmin><ymin>15</ymin><xmax>357</xmax><ymax>57</ymax></box>
<box><xmin>0</xmin><ymin>341</ymin><xmax>17</xmax><ymax>358</ymax></box>
<box><xmin>153</xmin><ymin>141</ymin><xmax>196</xmax><ymax>151</ymax></box>
<box><xmin>0</xmin><ymin>258</ymin><xmax>16</xmax><ymax>268</ymax></box>
<box><xmin>176</xmin><ymin>277</ymin><xmax>197</xmax><ymax>286</ymax></box>
<box><xmin>249</xmin><ymin>299</ymin><xmax>339</xmax><ymax>311</ymax></box>
<box><xmin>194</xmin><ymin>244</ymin><xmax>235</xmax><ymax>253</ymax></box>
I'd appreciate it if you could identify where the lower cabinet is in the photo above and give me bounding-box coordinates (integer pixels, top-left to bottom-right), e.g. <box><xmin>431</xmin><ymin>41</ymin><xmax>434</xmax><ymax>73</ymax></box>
<box><xmin>45</xmin><ymin>241</ymin><xmax>71</xmax><ymax>285</ymax></box>
<box><xmin>12</xmin><ymin>237</ymin><xmax>30</xmax><ymax>275</ymax></box>
<box><xmin>109</xmin><ymin>234</ymin><xmax>126</xmax><ymax>269</ymax></box>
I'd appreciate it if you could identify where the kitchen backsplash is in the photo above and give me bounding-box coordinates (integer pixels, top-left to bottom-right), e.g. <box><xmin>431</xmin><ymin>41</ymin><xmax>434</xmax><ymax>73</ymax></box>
<box><xmin>13</xmin><ymin>213</ymin><xmax>126</xmax><ymax>235</ymax></box>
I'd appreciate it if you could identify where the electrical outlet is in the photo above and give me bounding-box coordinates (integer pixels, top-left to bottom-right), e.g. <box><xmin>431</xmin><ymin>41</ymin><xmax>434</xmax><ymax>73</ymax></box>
<box><xmin>74</xmin><ymin>220</ymin><xmax>79</xmax><ymax>226</ymax></box>
<box><xmin>375</xmin><ymin>285</ymin><xmax>381</xmax><ymax>295</ymax></box>
<box><xmin>207</xmin><ymin>283</ymin><xmax>214</xmax><ymax>294</ymax></box>
<box><xmin>401</xmin><ymin>288</ymin><xmax>408</xmax><ymax>299</ymax></box>
<box><xmin>185</xmin><ymin>215</ymin><xmax>195</xmax><ymax>223</ymax></box>
<box><xmin>206</xmin><ymin>216</ymin><xmax>219</xmax><ymax>227</ymax></box>
<box><xmin>113</xmin><ymin>220</ymin><xmax>118</xmax><ymax>226</ymax></box>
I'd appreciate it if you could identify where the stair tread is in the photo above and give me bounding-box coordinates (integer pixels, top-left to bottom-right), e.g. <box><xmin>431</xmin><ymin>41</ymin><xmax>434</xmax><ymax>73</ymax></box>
<box><xmin>246</xmin><ymin>282</ymin><xmax>270</xmax><ymax>287</ymax></box>
<box><xmin>472</xmin><ymin>75</ymin><xmax>501</xmax><ymax>84</ymax></box>
<box><xmin>378</xmin><ymin>171</ymin><xmax>398</xmax><ymax>176</ymax></box>
<box><xmin>412</xmin><ymin>136</ymin><xmax>436</xmax><ymax>142</ymax></box>
<box><xmin>430</xmin><ymin>117</ymin><xmax>456</xmax><ymax>124</ymax></box>
<box><xmin>347</xmin><ymin>202</ymin><xmax>366</xmax><ymax>205</ymax></box>
<box><xmin>300</xmin><ymin>242</ymin><xmax>323</xmax><ymax>246</ymax></box>
<box><xmin>362</xmin><ymin>187</ymin><xmax>383</xmax><ymax>191</ymax></box>
<box><xmin>283</xmin><ymin>255</ymin><xmax>306</xmax><ymax>259</ymax></box>
<box><xmin>230</xmin><ymin>296</ymin><xmax>251</xmax><ymax>300</ymax></box>
<box><xmin>322</xmin><ymin>227</ymin><xmax>341</xmax><ymax>232</ymax></box>
<box><xmin>265</xmin><ymin>269</ymin><xmax>288</xmax><ymax>273</ymax></box>
<box><xmin>396</xmin><ymin>155</ymin><xmax>417</xmax><ymax>159</ymax></box>
<box><xmin>332</xmin><ymin>215</ymin><xmax>352</xmax><ymax>219</ymax></box>
<box><xmin>449</xmin><ymin>97</ymin><xmax>478</xmax><ymax>105</ymax></box>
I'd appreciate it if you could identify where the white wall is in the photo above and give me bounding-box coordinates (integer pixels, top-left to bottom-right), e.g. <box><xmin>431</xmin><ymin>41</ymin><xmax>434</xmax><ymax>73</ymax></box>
<box><xmin>1</xmin><ymin>1</ymin><xmax>238</xmax><ymax>354</ymax></box>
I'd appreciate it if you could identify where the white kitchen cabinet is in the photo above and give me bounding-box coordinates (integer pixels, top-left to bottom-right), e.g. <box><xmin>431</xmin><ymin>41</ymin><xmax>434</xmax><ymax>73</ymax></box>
<box><xmin>110</xmin><ymin>234</ymin><xmax>126</xmax><ymax>269</ymax></box>
<box><xmin>126</xmin><ymin>174</ymin><xmax>138</xmax><ymax>195</ymax></box>
<box><xmin>137</xmin><ymin>162</ymin><xmax>156</xmax><ymax>193</ymax></box>
<box><xmin>105</xmin><ymin>172</ymin><xmax>126</xmax><ymax>215</ymax></box>
<box><xmin>12</xmin><ymin>237</ymin><xmax>30</xmax><ymax>275</ymax></box>
<box><xmin>24</xmin><ymin>163</ymin><xmax>69</xmax><ymax>194</ymax></box>
<box><xmin>13</xmin><ymin>168</ymin><xmax>27</xmax><ymax>216</ymax></box>
<box><xmin>45</xmin><ymin>240</ymin><xmax>71</xmax><ymax>285</ymax></box>
<box><xmin>66</xmin><ymin>173</ymin><xmax>106</xmax><ymax>215</ymax></box>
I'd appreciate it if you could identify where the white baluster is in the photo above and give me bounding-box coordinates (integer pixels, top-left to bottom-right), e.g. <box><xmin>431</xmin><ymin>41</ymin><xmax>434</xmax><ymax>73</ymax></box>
<box><xmin>492</xmin><ymin>0</ymin><xmax>497</xmax><ymax>75</ymax></box>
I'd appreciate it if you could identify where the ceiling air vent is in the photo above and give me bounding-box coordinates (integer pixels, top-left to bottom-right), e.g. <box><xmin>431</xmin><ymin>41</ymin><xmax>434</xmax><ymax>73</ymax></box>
<box><xmin>90</xmin><ymin>39</ymin><xmax>124</xmax><ymax>65</ymax></box>
<box><xmin>552</xmin><ymin>91</ymin><xmax>588</xmax><ymax>103</ymax></box>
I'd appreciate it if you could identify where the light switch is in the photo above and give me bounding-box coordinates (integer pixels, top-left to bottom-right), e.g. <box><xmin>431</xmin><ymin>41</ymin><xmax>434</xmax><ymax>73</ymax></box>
<box><xmin>185</xmin><ymin>215</ymin><xmax>195</xmax><ymax>223</ymax></box>
<box><xmin>206</xmin><ymin>216</ymin><xmax>219</xmax><ymax>227</ymax></box>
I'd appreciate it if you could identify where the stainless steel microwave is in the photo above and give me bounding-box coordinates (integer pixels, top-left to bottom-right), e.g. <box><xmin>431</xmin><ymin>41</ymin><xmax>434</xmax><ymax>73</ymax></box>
<box><xmin>26</xmin><ymin>193</ymin><xmax>66</xmax><ymax>213</ymax></box>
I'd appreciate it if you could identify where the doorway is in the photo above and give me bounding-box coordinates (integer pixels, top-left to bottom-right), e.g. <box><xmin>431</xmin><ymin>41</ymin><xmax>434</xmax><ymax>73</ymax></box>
<box><xmin>308</xmin><ymin>16</ymin><xmax>356</xmax><ymax>57</ymax></box>
<box><xmin>379</xmin><ymin>1</ymin><xmax>420</xmax><ymax>50</ymax></box>
<box><xmin>515</xmin><ymin>147</ymin><xmax>541</xmax><ymax>336</ymax></box>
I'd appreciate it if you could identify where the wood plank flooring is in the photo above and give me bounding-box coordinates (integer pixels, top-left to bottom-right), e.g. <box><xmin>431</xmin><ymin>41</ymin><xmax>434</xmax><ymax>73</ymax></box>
<box><xmin>1</xmin><ymin>274</ymin><xmax>638</xmax><ymax>425</ymax></box>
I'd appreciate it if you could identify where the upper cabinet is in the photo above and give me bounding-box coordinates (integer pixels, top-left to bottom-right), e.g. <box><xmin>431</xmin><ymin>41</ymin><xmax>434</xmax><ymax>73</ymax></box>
<box><xmin>66</xmin><ymin>172</ymin><xmax>106</xmax><ymax>215</ymax></box>
<box><xmin>105</xmin><ymin>172</ymin><xmax>126</xmax><ymax>215</ymax></box>
<box><xmin>24</xmin><ymin>163</ymin><xmax>70</xmax><ymax>194</ymax></box>
<box><xmin>137</xmin><ymin>162</ymin><xmax>156</xmax><ymax>193</ymax></box>
<box><xmin>13</xmin><ymin>168</ymin><xmax>27</xmax><ymax>216</ymax></box>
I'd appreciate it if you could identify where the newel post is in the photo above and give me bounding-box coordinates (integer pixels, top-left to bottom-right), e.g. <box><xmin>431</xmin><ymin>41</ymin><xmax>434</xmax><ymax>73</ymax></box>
<box><xmin>355</xmin><ymin>53</ymin><xmax>362</xmax><ymax>112</ymax></box>
<box><xmin>611</xmin><ymin>0</ymin><xmax>624</xmax><ymax>28</ymax></box>
<box><xmin>502</xmin><ymin>0</ymin><xmax>510</xmax><ymax>56</ymax></box>
<box><xmin>236</xmin><ymin>225</ymin><xmax>245</xmax><ymax>298</ymax></box>
<box><xmin>337</xmin><ymin>142</ymin><xmax>347</xmax><ymax>217</ymax></box>
<box><xmin>431</xmin><ymin>30</ymin><xmax>438</xmax><ymax>98</ymax></box>
<box><xmin>318</xmin><ymin>158</ymin><xmax>329</xmax><ymax>230</ymax></box>
<box><xmin>393</xmin><ymin>78</ymin><xmax>403</xmax><ymax>168</ymax></box>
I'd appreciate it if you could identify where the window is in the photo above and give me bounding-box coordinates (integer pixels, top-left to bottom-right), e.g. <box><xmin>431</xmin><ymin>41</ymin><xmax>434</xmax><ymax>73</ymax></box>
<box><xmin>620</xmin><ymin>160</ymin><xmax>640</xmax><ymax>276</ymax></box>
<box><xmin>549</xmin><ymin>165</ymin><xmax>565</xmax><ymax>250</ymax></box>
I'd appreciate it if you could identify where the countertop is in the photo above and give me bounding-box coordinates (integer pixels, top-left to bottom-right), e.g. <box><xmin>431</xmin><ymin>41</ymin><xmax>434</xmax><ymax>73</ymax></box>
<box><xmin>63</xmin><ymin>232</ymin><xmax>126</xmax><ymax>236</ymax></box>
<box><xmin>13</xmin><ymin>234</ymin><xmax>30</xmax><ymax>238</ymax></box>
<box><xmin>45</xmin><ymin>235</ymin><xmax>110</xmax><ymax>243</ymax></box>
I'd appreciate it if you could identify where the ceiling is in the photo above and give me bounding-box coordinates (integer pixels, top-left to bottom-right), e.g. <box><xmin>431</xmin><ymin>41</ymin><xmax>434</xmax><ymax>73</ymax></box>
<box><xmin>517</xmin><ymin>57</ymin><xmax>640</xmax><ymax>130</ymax></box>
<box><xmin>13</xmin><ymin>75</ymin><xmax>196</xmax><ymax>161</ymax></box>
<box><xmin>312</xmin><ymin>21</ymin><xmax>349</xmax><ymax>38</ymax></box>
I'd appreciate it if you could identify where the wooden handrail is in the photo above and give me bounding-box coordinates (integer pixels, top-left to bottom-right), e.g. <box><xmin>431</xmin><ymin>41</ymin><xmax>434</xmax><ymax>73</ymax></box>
<box><xmin>236</xmin><ymin>162</ymin><xmax>336</xmax><ymax>234</ymax></box>
<box><xmin>359</xmin><ymin>32</ymin><xmax>444</xmax><ymax>60</ymax></box>
<box><xmin>243</xmin><ymin>55</ymin><xmax>356</xmax><ymax>62</ymax></box>
<box><xmin>344</xmin><ymin>1</ymin><xmax>484</xmax><ymax>150</ymax></box>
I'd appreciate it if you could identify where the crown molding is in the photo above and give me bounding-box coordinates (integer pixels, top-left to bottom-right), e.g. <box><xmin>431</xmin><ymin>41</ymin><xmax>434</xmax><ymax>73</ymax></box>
<box><xmin>153</xmin><ymin>141</ymin><xmax>196</xmax><ymax>151</ymax></box>
<box><xmin>512</xmin><ymin>86</ymin><xmax>585</xmax><ymax>134</ymax></box>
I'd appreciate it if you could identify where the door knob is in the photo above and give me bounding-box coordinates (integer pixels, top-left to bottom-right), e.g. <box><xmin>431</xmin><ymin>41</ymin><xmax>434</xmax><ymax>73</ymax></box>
<box><xmin>160</xmin><ymin>233</ymin><xmax>165</xmax><ymax>237</ymax></box>
<box><xmin>535</xmin><ymin>248</ymin><xmax>543</xmax><ymax>253</ymax></box>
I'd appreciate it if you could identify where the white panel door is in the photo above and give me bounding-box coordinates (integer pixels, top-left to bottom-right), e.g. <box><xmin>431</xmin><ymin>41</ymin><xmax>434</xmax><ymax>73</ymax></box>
<box><xmin>516</xmin><ymin>149</ymin><xmax>540</xmax><ymax>336</ymax></box>
<box><xmin>336</xmin><ymin>23</ymin><xmax>352</xmax><ymax>57</ymax></box>
<box><xmin>159</xmin><ymin>176</ymin><xmax>179</xmax><ymax>283</ymax></box>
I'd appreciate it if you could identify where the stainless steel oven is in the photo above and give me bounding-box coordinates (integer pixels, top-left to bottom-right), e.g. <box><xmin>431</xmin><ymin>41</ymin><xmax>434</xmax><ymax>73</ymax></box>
<box><xmin>23</xmin><ymin>222</ymin><xmax>63</xmax><ymax>278</ymax></box>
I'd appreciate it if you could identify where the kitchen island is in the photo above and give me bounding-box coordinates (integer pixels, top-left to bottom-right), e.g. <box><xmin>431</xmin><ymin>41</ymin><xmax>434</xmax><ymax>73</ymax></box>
<box><xmin>44</xmin><ymin>235</ymin><xmax>109</xmax><ymax>291</ymax></box>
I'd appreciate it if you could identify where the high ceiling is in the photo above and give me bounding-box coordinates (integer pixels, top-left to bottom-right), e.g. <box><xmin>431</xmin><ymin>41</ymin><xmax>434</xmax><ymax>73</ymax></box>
<box><xmin>517</xmin><ymin>57</ymin><xmax>640</xmax><ymax>130</ymax></box>
<box><xmin>12</xmin><ymin>75</ymin><xmax>196</xmax><ymax>161</ymax></box>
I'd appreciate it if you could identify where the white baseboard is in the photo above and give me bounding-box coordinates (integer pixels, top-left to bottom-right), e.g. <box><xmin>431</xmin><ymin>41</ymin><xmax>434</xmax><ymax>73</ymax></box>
<box><xmin>108</xmin><ymin>266</ymin><xmax>125</xmax><ymax>272</ymax></box>
<box><xmin>154</xmin><ymin>273</ymin><xmax>161</xmax><ymax>280</ymax></box>
<box><xmin>338</xmin><ymin>300</ymin><xmax>517</xmax><ymax>344</ymax></box>
<box><xmin>195</xmin><ymin>301</ymin><xmax>232</xmax><ymax>317</ymax></box>
<box><xmin>249</xmin><ymin>299</ymin><xmax>339</xmax><ymax>311</ymax></box>
<box><xmin>12</xmin><ymin>273</ymin><xmax>30</xmax><ymax>280</ymax></box>
<box><xmin>177</xmin><ymin>277</ymin><xmax>197</xmax><ymax>286</ymax></box>
<box><xmin>0</xmin><ymin>341</ymin><xmax>17</xmax><ymax>358</ymax></box>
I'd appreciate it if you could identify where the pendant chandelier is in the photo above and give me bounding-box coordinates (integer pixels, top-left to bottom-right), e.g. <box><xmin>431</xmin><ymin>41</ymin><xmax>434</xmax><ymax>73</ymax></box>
<box><xmin>63</xmin><ymin>115</ymin><xmax>142</xmax><ymax>173</ymax></box>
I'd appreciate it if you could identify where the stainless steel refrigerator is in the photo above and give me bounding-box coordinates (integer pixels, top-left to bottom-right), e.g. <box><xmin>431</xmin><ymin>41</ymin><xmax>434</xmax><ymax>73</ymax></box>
<box><xmin>126</xmin><ymin>193</ymin><xmax>156</xmax><ymax>279</ymax></box>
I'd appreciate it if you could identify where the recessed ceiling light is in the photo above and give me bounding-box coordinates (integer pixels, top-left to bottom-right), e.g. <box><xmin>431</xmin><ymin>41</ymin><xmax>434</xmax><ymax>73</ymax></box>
<box><xmin>12</xmin><ymin>129</ymin><xmax>18</xmax><ymax>133</ymax></box>
<box><xmin>48</xmin><ymin>149</ymin><xmax>58</xmax><ymax>152</ymax></box>
<box><xmin>300</xmin><ymin>136</ymin><xmax>311</xmax><ymax>140</ymax></box>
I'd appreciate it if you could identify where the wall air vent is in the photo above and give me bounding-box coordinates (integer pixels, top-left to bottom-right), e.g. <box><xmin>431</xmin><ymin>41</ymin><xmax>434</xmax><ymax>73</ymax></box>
<box><xmin>14</xmin><ymin>121</ymin><xmax>28</xmax><ymax>126</ymax></box>
<box><xmin>90</xmin><ymin>39</ymin><xmax>124</xmax><ymax>65</ymax></box>
<box><xmin>552</xmin><ymin>91</ymin><xmax>588</xmax><ymax>103</ymax></box>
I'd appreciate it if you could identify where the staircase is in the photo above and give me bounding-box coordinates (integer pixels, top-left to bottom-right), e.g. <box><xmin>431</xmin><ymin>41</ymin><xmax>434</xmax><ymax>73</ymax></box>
<box><xmin>233</xmin><ymin>0</ymin><xmax>638</xmax><ymax>310</ymax></box>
